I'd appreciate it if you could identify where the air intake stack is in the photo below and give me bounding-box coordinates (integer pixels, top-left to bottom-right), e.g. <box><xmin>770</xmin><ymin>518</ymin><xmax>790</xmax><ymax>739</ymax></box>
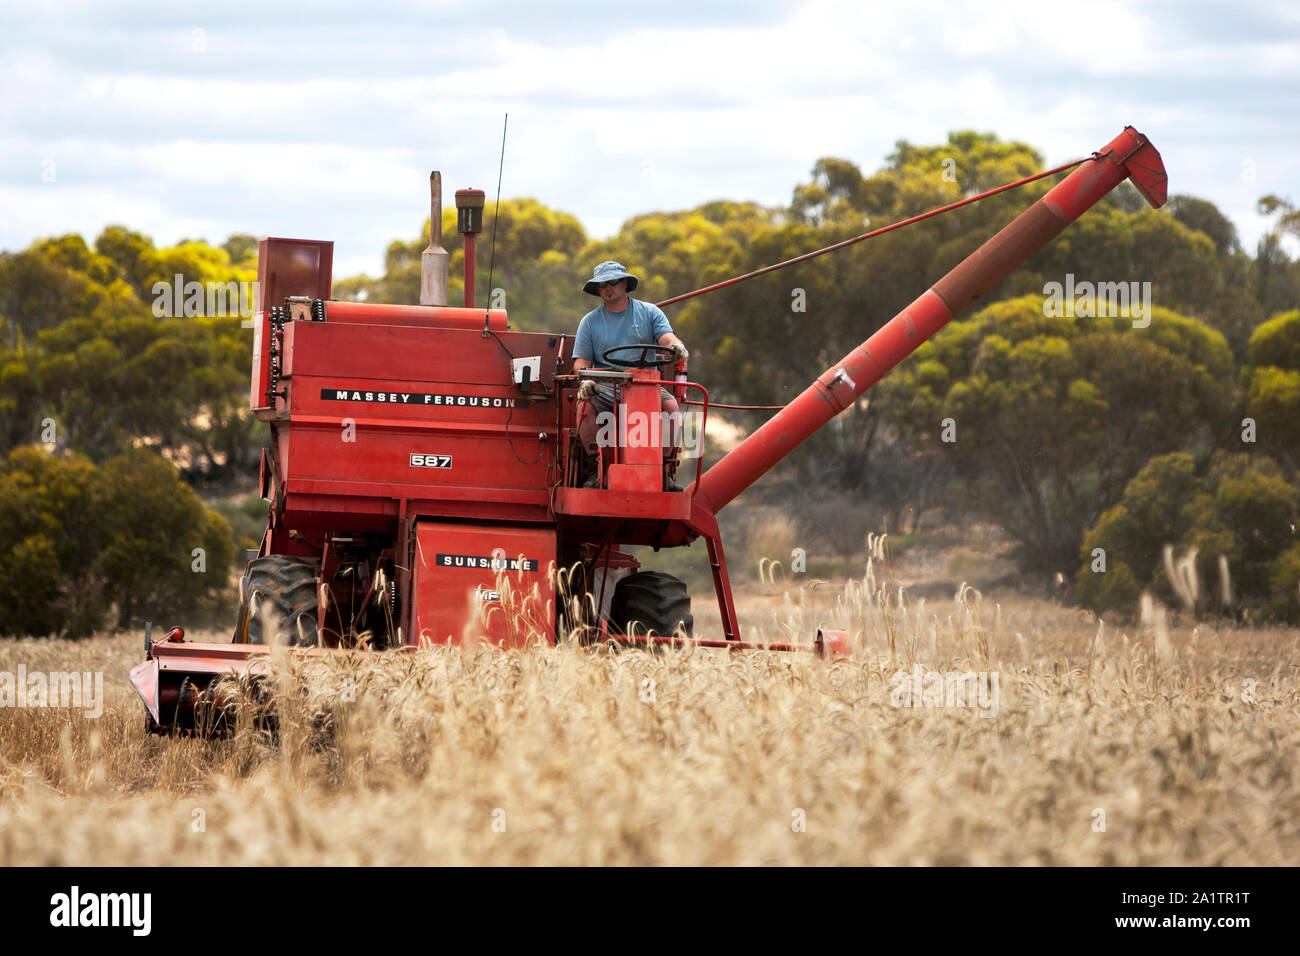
<box><xmin>455</xmin><ymin>188</ymin><xmax>486</xmax><ymax>308</ymax></box>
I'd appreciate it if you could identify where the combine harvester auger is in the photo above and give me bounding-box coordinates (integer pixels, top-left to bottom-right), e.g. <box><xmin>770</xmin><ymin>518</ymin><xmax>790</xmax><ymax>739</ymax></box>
<box><xmin>131</xmin><ymin>129</ymin><xmax>1166</xmax><ymax>733</ymax></box>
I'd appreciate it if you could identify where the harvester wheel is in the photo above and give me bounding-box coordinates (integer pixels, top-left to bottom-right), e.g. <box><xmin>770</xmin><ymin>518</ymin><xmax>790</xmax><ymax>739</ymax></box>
<box><xmin>557</xmin><ymin>560</ymin><xmax>599</xmax><ymax>644</ymax></box>
<box><xmin>236</xmin><ymin>555</ymin><xmax>320</xmax><ymax>647</ymax></box>
<box><xmin>610</xmin><ymin>571</ymin><xmax>693</xmax><ymax>643</ymax></box>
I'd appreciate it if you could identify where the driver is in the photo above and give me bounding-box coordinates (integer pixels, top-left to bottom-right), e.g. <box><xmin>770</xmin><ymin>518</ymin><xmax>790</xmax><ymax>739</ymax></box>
<box><xmin>572</xmin><ymin>260</ymin><xmax>689</xmax><ymax>491</ymax></box>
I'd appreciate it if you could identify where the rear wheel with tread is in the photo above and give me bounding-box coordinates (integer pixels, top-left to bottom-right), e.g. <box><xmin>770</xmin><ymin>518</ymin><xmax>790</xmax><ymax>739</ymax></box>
<box><xmin>610</xmin><ymin>570</ymin><xmax>693</xmax><ymax>641</ymax></box>
<box><xmin>235</xmin><ymin>555</ymin><xmax>320</xmax><ymax>647</ymax></box>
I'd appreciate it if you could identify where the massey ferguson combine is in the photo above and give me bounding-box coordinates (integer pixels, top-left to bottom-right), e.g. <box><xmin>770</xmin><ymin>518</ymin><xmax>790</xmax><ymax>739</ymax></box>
<box><xmin>131</xmin><ymin>127</ymin><xmax>1166</xmax><ymax>732</ymax></box>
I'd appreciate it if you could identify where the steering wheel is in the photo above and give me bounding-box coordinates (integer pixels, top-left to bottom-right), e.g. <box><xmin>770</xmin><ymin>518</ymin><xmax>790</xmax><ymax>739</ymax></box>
<box><xmin>601</xmin><ymin>344</ymin><xmax>678</xmax><ymax>371</ymax></box>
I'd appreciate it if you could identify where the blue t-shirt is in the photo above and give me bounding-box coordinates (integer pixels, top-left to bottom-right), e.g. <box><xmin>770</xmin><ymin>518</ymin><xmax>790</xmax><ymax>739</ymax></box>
<box><xmin>574</xmin><ymin>299</ymin><xmax>673</xmax><ymax>365</ymax></box>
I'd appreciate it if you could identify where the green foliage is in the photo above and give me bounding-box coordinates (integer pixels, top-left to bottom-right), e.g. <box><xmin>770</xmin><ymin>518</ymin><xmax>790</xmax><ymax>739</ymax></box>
<box><xmin>1244</xmin><ymin>365</ymin><xmax>1300</xmax><ymax>457</ymax></box>
<box><xmin>880</xmin><ymin>296</ymin><xmax>1233</xmax><ymax>571</ymax></box>
<box><xmin>1247</xmin><ymin>309</ymin><xmax>1300</xmax><ymax>369</ymax></box>
<box><xmin>94</xmin><ymin>226</ymin><xmax>158</xmax><ymax>302</ymax></box>
<box><xmin>1270</xmin><ymin>545</ymin><xmax>1300</xmax><ymax>620</ymax></box>
<box><xmin>210</xmin><ymin>494</ymin><xmax>269</xmax><ymax>556</ymax></box>
<box><xmin>1258</xmin><ymin>195</ymin><xmax>1300</xmax><ymax>241</ymax></box>
<box><xmin>1255</xmin><ymin>197</ymin><xmax>1300</xmax><ymax>318</ymax></box>
<box><xmin>221</xmin><ymin>234</ymin><xmax>260</xmax><ymax>270</ymax></box>
<box><xmin>1078</xmin><ymin>453</ymin><xmax>1199</xmax><ymax>607</ymax></box>
<box><xmin>0</xmin><ymin>240</ymin><xmax>137</xmax><ymax>344</ymax></box>
<box><xmin>0</xmin><ymin>447</ymin><xmax>105</xmax><ymax>636</ymax></box>
<box><xmin>1242</xmin><ymin>310</ymin><xmax>1300</xmax><ymax>472</ymax></box>
<box><xmin>1077</xmin><ymin>553</ymin><xmax>1142</xmax><ymax>615</ymax></box>
<box><xmin>0</xmin><ymin>446</ymin><xmax>235</xmax><ymax>638</ymax></box>
<box><xmin>0</xmin><ymin>232</ymin><xmax>260</xmax><ymax>476</ymax></box>
<box><xmin>95</xmin><ymin>448</ymin><xmax>236</xmax><ymax>629</ymax></box>
<box><xmin>1078</xmin><ymin>451</ymin><xmax>1300</xmax><ymax>622</ymax></box>
<box><xmin>1167</xmin><ymin>195</ymin><xmax>1240</xmax><ymax>256</ymax></box>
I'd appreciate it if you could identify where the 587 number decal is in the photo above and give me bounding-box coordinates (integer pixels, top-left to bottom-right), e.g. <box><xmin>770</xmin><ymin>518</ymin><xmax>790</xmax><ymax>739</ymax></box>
<box><xmin>410</xmin><ymin>453</ymin><xmax>452</xmax><ymax>468</ymax></box>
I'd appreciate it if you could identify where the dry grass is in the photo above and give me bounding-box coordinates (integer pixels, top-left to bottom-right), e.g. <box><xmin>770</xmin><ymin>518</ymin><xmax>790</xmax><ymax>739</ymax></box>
<box><xmin>1</xmin><ymin>569</ymin><xmax>1297</xmax><ymax>865</ymax></box>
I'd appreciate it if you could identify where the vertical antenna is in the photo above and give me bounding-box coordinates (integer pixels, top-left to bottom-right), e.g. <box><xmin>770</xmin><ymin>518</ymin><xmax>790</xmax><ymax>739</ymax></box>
<box><xmin>483</xmin><ymin>113</ymin><xmax>508</xmax><ymax>333</ymax></box>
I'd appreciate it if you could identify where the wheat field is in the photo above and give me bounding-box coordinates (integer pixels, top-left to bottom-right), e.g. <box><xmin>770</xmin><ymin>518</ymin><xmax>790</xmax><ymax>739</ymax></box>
<box><xmin>1</xmin><ymin>564</ymin><xmax>1297</xmax><ymax>866</ymax></box>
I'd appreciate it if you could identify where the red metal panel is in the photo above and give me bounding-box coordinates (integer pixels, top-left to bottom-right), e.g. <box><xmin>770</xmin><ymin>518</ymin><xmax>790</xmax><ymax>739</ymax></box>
<box><xmin>604</xmin><ymin>368</ymin><xmax>666</xmax><ymax>493</ymax></box>
<box><xmin>280</xmin><ymin>491</ymin><xmax>548</xmax><ymax>528</ymax></box>
<box><xmin>288</xmin><ymin>481</ymin><xmax>549</xmax><ymax>507</ymax></box>
<box><xmin>815</xmin><ymin>629</ymin><xmax>851</xmax><ymax>661</ymax></box>
<box><xmin>283</xmin><ymin>321</ymin><xmax>557</xmax><ymax>386</ymax></box>
<box><xmin>553</xmin><ymin>487</ymin><xmax>691</xmax><ymax>521</ymax></box>
<box><xmin>411</xmin><ymin>521</ymin><xmax>556</xmax><ymax>648</ymax></box>
<box><xmin>325</xmin><ymin>301</ymin><xmax>505</xmax><ymax>331</ymax></box>
<box><xmin>256</xmin><ymin>238</ymin><xmax>333</xmax><ymax>310</ymax></box>
<box><xmin>280</xmin><ymin>419</ymin><xmax>553</xmax><ymax>496</ymax></box>
<box><xmin>250</xmin><ymin>310</ymin><xmax>271</xmax><ymax>414</ymax></box>
<box><xmin>128</xmin><ymin>658</ymin><xmax>160</xmax><ymax>724</ymax></box>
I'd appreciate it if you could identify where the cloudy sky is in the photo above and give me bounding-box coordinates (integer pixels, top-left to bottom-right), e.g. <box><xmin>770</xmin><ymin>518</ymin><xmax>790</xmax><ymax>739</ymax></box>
<box><xmin>2</xmin><ymin>0</ymin><xmax>1297</xmax><ymax>278</ymax></box>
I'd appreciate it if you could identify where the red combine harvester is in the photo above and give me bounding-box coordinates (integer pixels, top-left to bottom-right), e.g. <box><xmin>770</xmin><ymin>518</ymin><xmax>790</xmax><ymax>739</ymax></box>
<box><xmin>131</xmin><ymin>128</ymin><xmax>1166</xmax><ymax>732</ymax></box>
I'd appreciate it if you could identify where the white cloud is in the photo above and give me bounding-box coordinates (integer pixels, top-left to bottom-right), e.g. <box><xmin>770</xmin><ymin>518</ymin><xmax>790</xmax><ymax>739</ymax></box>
<box><xmin>0</xmin><ymin>0</ymin><xmax>1296</xmax><ymax>278</ymax></box>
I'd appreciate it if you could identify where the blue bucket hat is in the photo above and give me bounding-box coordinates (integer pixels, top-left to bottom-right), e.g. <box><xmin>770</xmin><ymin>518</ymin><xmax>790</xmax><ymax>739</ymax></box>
<box><xmin>583</xmin><ymin>260</ymin><xmax>639</xmax><ymax>296</ymax></box>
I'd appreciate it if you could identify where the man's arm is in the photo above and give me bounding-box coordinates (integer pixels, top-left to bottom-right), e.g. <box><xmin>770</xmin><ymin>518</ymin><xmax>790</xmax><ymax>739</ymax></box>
<box><xmin>649</xmin><ymin>303</ymin><xmax>686</xmax><ymax>356</ymax></box>
<box><xmin>657</xmin><ymin>331</ymin><xmax>688</xmax><ymax>364</ymax></box>
<box><xmin>572</xmin><ymin>315</ymin><xmax>593</xmax><ymax>371</ymax></box>
<box><xmin>647</xmin><ymin>303</ymin><xmax>686</xmax><ymax>358</ymax></box>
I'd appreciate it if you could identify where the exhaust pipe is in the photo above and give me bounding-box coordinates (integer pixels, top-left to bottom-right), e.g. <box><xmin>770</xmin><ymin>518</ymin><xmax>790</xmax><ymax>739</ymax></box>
<box><xmin>420</xmin><ymin>171</ymin><xmax>449</xmax><ymax>306</ymax></box>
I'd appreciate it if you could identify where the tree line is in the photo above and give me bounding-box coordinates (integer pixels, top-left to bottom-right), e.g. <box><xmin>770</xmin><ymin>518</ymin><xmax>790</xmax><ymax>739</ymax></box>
<box><xmin>0</xmin><ymin>130</ymin><xmax>1296</xmax><ymax>634</ymax></box>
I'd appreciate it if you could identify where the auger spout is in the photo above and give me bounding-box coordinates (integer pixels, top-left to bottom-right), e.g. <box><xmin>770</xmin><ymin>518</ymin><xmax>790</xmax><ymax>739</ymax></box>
<box><xmin>692</xmin><ymin>126</ymin><xmax>1166</xmax><ymax>513</ymax></box>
